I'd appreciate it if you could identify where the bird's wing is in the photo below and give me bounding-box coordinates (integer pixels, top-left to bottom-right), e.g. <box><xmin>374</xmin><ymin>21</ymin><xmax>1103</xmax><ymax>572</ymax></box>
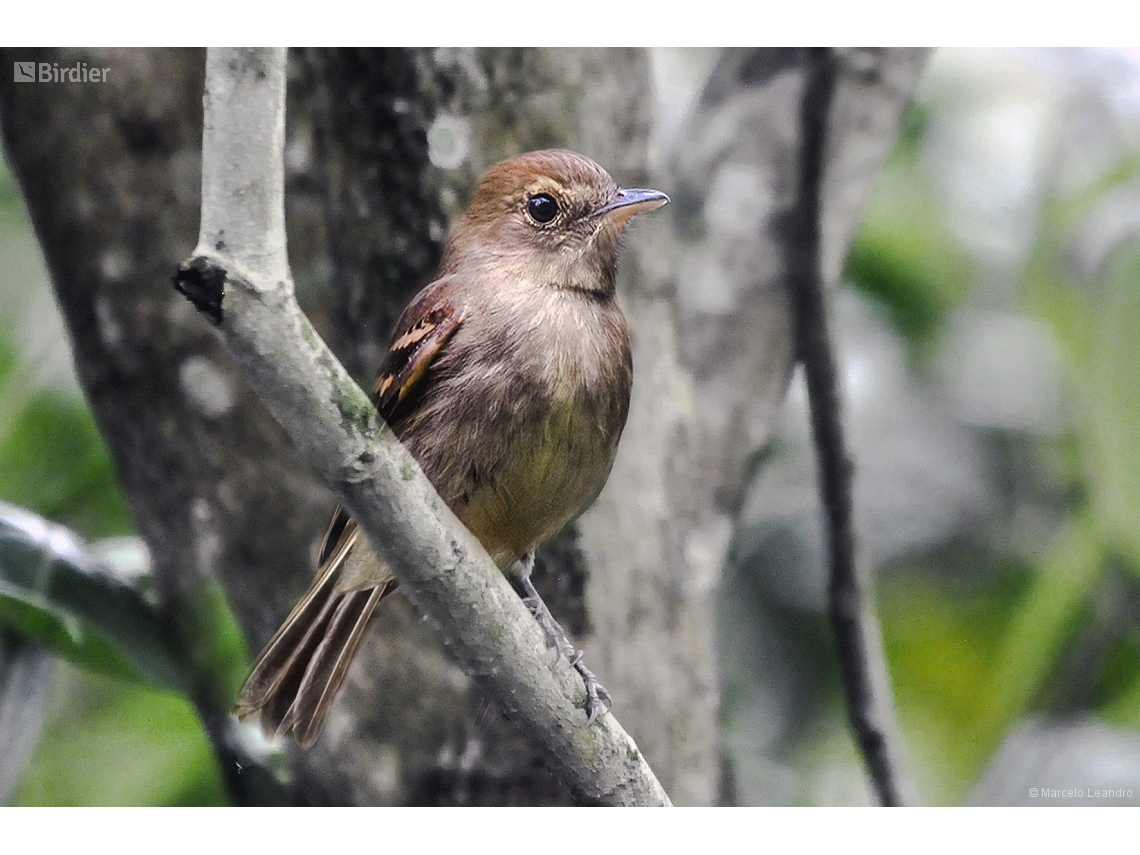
<box><xmin>316</xmin><ymin>280</ymin><xmax>466</xmax><ymax>568</ymax></box>
<box><xmin>373</xmin><ymin>286</ymin><xmax>467</xmax><ymax>424</ymax></box>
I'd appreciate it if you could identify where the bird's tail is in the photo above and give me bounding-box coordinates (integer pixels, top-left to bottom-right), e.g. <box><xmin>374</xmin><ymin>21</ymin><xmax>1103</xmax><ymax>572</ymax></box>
<box><xmin>234</xmin><ymin>542</ymin><xmax>394</xmax><ymax>749</ymax></box>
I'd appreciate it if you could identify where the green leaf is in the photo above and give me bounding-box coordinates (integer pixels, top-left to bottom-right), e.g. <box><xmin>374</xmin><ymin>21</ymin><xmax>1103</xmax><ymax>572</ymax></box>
<box><xmin>0</xmin><ymin>389</ymin><xmax>133</xmax><ymax>540</ymax></box>
<box><xmin>0</xmin><ymin>501</ymin><xmax>187</xmax><ymax>693</ymax></box>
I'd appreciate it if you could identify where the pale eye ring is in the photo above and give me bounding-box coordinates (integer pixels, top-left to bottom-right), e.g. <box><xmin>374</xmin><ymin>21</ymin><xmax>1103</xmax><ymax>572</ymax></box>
<box><xmin>525</xmin><ymin>193</ymin><xmax>559</xmax><ymax>224</ymax></box>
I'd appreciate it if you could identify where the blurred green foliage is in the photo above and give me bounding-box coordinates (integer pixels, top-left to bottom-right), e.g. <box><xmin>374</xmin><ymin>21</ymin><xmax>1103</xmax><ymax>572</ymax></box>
<box><xmin>0</xmin><ymin>344</ymin><xmax>133</xmax><ymax>540</ymax></box>
<box><xmin>845</xmin><ymin>110</ymin><xmax>978</xmax><ymax>355</ymax></box>
<box><xmin>0</xmin><ymin>153</ymin><xmax>18</xmax><ymax>210</ymax></box>
<box><xmin>0</xmin><ymin>155</ymin><xmax>227</xmax><ymax>806</ymax></box>
<box><xmin>14</xmin><ymin>664</ymin><xmax>225</xmax><ymax>806</ymax></box>
<box><xmin>175</xmin><ymin>579</ymin><xmax>255</xmax><ymax>714</ymax></box>
<box><xmin>842</xmin><ymin>97</ymin><xmax>1140</xmax><ymax>803</ymax></box>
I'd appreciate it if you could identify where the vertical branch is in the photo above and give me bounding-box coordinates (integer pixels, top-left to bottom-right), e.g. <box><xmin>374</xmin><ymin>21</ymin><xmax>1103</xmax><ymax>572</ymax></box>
<box><xmin>786</xmin><ymin>47</ymin><xmax>912</xmax><ymax>806</ymax></box>
<box><xmin>196</xmin><ymin>47</ymin><xmax>289</xmax><ymax>284</ymax></box>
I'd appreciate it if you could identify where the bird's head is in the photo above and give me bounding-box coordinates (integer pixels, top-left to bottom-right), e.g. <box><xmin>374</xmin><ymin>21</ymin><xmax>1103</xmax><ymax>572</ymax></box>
<box><xmin>442</xmin><ymin>149</ymin><xmax>668</xmax><ymax>295</ymax></box>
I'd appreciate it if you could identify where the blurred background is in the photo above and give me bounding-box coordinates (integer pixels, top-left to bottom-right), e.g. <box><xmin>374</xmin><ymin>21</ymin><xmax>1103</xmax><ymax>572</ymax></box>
<box><xmin>2</xmin><ymin>47</ymin><xmax>1140</xmax><ymax>805</ymax></box>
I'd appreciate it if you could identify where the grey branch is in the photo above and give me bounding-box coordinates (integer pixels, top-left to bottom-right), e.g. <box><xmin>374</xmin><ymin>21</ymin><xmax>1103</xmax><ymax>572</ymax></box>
<box><xmin>178</xmin><ymin>47</ymin><xmax>670</xmax><ymax>807</ymax></box>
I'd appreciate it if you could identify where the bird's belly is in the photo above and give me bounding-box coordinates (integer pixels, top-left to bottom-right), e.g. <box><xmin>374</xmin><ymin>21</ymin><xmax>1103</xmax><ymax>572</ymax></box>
<box><xmin>452</xmin><ymin>395</ymin><xmax>619</xmax><ymax>567</ymax></box>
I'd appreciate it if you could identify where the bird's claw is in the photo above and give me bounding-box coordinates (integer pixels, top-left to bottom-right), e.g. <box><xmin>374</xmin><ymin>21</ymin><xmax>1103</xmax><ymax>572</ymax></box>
<box><xmin>576</xmin><ymin>662</ymin><xmax>612</xmax><ymax>725</ymax></box>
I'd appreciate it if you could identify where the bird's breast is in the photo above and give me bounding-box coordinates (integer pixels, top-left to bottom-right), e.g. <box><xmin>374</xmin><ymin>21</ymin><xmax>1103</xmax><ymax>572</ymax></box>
<box><xmin>395</xmin><ymin>285</ymin><xmax>631</xmax><ymax>567</ymax></box>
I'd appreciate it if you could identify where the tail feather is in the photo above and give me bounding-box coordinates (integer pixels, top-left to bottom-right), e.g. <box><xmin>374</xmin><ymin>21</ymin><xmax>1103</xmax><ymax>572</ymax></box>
<box><xmin>233</xmin><ymin>556</ymin><xmax>341</xmax><ymax>719</ymax></box>
<box><xmin>262</xmin><ymin>590</ymin><xmax>342</xmax><ymax>738</ymax></box>
<box><xmin>234</xmin><ymin>536</ymin><xmax>394</xmax><ymax>747</ymax></box>
<box><xmin>288</xmin><ymin>584</ymin><xmax>388</xmax><ymax>748</ymax></box>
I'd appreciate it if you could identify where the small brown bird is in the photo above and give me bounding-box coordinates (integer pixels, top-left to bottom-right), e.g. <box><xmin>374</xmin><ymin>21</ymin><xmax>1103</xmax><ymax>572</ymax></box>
<box><xmin>234</xmin><ymin>149</ymin><xmax>667</xmax><ymax>748</ymax></box>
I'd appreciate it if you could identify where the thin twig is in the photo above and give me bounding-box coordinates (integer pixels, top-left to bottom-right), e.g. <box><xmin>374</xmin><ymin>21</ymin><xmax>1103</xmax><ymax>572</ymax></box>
<box><xmin>176</xmin><ymin>47</ymin><xmax>670</xmax><ymax>807</ymax></box>
<box><xmin>786</xmin><ymin>47</ymin><xmax>912</xmax><ymax>806</ymax></box>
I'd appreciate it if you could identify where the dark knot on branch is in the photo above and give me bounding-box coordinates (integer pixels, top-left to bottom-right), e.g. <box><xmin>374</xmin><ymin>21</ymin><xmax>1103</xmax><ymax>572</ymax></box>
<box><xmin>174</xmin><ymin>256</ymin><xmax>227</xmax><ymax>326</ymax></box>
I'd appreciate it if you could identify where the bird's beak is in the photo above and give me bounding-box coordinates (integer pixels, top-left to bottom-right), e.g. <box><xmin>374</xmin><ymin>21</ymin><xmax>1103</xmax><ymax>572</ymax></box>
<box><xmin>594</xmin><ymin>188</ymin><xmax>669</xmax><ymax>226</ymax></box>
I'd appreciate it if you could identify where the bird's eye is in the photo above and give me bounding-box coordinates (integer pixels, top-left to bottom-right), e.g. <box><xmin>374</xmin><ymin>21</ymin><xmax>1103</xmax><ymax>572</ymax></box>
<box><xmin>525</xmin><ymin>193</ymin><xmax>559</xmax><ymax>225</ymax></box>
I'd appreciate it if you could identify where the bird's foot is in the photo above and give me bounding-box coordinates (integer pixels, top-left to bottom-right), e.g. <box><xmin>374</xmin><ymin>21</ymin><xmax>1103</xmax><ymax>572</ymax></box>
<box><xmin>509</xmin><ymin>553</ymin><xmax>611</xmax><ymax>723</ymax></box>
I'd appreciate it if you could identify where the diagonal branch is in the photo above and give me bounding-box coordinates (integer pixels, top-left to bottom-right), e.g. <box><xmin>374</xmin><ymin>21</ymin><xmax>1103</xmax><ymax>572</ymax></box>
<box><xmin>786</xmin><ymin>47</ymin><xmax>912</xmax><ymax>806</ymax></box>
<box><xmin>174</xmin><ymin>47</ymin><xmax>669</xmax><ymax>807</ymax></box>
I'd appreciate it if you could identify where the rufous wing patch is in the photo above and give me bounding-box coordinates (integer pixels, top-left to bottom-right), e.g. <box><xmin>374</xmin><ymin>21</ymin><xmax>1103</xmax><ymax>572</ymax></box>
<box><xmin>373</xmin><ymin>302</ymin><xmax>465</xmax><ymax>423</ymax></box>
